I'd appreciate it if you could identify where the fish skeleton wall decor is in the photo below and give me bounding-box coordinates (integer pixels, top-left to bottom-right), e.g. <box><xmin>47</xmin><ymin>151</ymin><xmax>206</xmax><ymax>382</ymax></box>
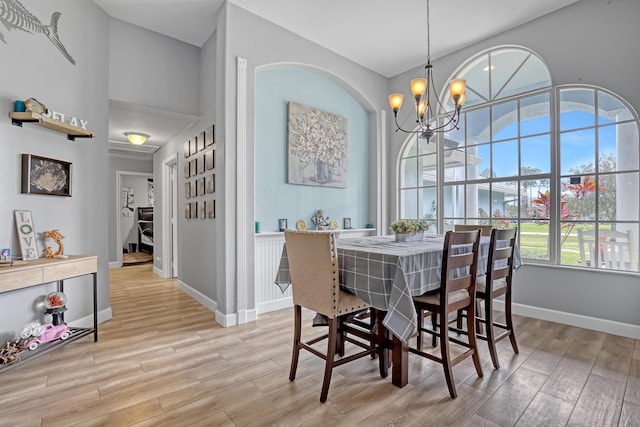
<box><xmin>0</xmin><ymin>0</ymin><xmax>76</xmax><ymax>65</ymax></box>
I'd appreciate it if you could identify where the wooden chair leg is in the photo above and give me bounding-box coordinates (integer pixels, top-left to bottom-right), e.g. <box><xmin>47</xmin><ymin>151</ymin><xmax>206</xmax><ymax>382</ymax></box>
<box><xmin>320</xmin><ymin>318</ymin><xmax>339</xmax><ymax>403</ymax></box>
<box><xmin>468</xmin><ymin>299</ymin><xmax>484</xmax><ymax>378</ymax></box>
<box><xmin>416</xmin><ymin>307</ymin><xmax>424</xmax><ymax>350</ymax></box>
<box><xmin>431</xmin><ymin>313</ymin><xmax>438</xmax><ymax>347</ymax></box>
<box><xmin>337</xmin><ymin>316</ymin><xmax>345</xmax><ymax>357</ymax></box>
<box><xmin>375</xmin><ymin>309</ymin><xmax>389</xmax><ymax>377</ymax></box>
<box><xmin>289</xmin><ymin>305</ymin><xmax>302</xmax><ymax>381</ymax></box>
<box><xmin>484</xmin><ymin>297</ymin><xmax>500</xmax><ymax>370</ymax></box>
<box><xmin>505</xmin><ymin>291</ymin><xmax>519</xmax><ymax>354</ymax></box>
<box><xmin>439</xmin><ymin>310</ymin><xmax>456</xmax><ymax>398</ymax></box>
<box><xmin>476</xmin><ymin>299</ymin><xmax>485</xmax><ymax>335</ymax></box>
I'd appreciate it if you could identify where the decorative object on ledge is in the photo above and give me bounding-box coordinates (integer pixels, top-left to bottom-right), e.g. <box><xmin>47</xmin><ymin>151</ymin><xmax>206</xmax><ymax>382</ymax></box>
<box><xmin>24</xmin><ymin>98</ymin><xmax>47</xmax><ymax>114</ymax></box>
<box><xmin>279</xmin><ymin>219</ymin><xmax>287</xmax><ymax>232</ymax></box>
<box><xmin>311</xmin><ymin>209</ymin><xmax>331</xmax><ymax>230</ymax></box>
<box><xmin>124</xmin><ymin>132</ymin><xmax>149</xmax><ymax>146</ymax></box>
<box><xmin>21</xmin><ymin>154</ymin><xmax>72</xmax><ymax>197</ymax></box>
<box><xmin>388</xmin><ymin>0</ymin><xmax>466</xmax><ymax>143</ymax></box>
<box><xmin>296</xmin><ymin>219</ymin><xmax>307</xmax><ymax>231</ymax></box>
<box><xmin>390</xmin><ymin>219</ymin><xmax>429</xmax><ymax>242</ymax></box>
<box><xmin>14</xmin><ymin>210</ymin><xmax>38</xmax><ymax>260</ymax></box>
<box><xmin>10</xmin><ymin>112</ymin><xmax>96</xmax><ymax>141</ymax></box>
<box><xmin>42</xmin><ymin>229</ymin><xmax>65</xmax><ymax>258</ymax></box>
<box><xmin>287</xmin><ymin>102</ymin><xmax>347</xmax><ymax>188</ymax></box>
<box><xmin>343</xmin><ymin>218</ymin><xmax>352</xmax><ymax>230</ymax></box>
<box><xmin>330</xmin><ymin>219</ymin><xmax>339</xmax><ymax>230</ymax></box>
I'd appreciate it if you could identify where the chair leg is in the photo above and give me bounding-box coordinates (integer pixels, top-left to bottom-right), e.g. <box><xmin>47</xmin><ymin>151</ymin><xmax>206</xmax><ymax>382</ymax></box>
<box><xmin>476</xmin><ymin>299</ymin><xmax>484</xmax><ymax>335</ymax></box>
<box><xmin>417</xmin><ymin>306</ymin><xmax>424</xmax><ymax>350</ymax></box>
<box><xmin>375</xmin><ymin>309</ymin><xmax>389</xmax><ymax>377</ymax></box>
<box><xmin>468</xmin><ymin>298</ymin><xmax>484</xmax><ymax>379</ymax></box>
<box><xmin>320</xmin><ymin>318</ymin><xmax>339</xmax><ymax>403</ymax></box>
<box><xmin>431</xmin><ymin>313</ymin><xmax>438</xmax><ymax>347</ymax></box>
<box><xmin>484</xmin><ymin>297</ymin><xmax>500</xmax><ymax>370</ymax></box>
<box><xmin>289</xmin><ymin>305</ymin><xmax>302</xmax><ymax>381</ymax></box>
<box><xmin>337</xmin><ymin>316</ymin><xmax>345</xmax><ymax>357</ymax></box>
<box><xmin>439</xmin><ymin>310</ymin><xmax>457</xmax><ymax>398</ymax></box>
<box><xmin>505</xmin><ymin>291</ymin><xmax>519</xmax><ymax>354</ymax></box>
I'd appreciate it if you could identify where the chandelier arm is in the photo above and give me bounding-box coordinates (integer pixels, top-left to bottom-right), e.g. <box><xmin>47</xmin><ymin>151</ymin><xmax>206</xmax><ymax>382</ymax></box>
<box><xmin>393</xmin><ymin>113</ymin><xmax>425</xmax><ymax>134</ymax></box>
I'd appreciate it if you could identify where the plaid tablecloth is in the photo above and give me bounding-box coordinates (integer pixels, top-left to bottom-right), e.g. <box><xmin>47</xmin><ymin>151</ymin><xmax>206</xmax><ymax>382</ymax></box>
<box><xmin>275</xmin><ymin>234</ymin><xmax>520</xmax><ymax>343</ymax></box>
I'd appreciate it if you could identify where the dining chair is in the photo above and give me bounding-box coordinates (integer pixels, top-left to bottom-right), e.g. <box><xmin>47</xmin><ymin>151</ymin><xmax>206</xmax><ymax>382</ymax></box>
<box><xmin>411</xmin><ymin>230</ymin><xmax>483</xmax><ymax>398</ymax></box>
<box><xmin>284</xmin><ymin>230</ymin><xmax>385</xmax><ymax>403</ymax></box>
<box><xmin>454</xmin><ymin>224</ymin><xmax>493</xmax><ymax>236</ymax></box>
<box><xmin>472</xmin><ymin>227</ymin><xmax>519</xmax><ymax>370</ymax></box>
<box><xmin>577</xmin><ymin>228</ymin><xmax>638</xmax><ymax>271</ymax></box>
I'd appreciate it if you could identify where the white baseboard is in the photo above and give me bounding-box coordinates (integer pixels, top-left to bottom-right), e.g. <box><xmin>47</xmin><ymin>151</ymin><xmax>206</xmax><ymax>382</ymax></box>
<box><xmin>215</xmin><ymin>310</ymin><xmax>237</xmax><ymax>327</ymax></box>
<box><xmin>493</xmin><ymin>300</ymin><xmax>640</xmax><ymax>340</ymax></box>
<box><xmin>108</xmin><ymin>261</ymin><xmax>120</xmax><ymax>269</ymax></box>
<box><xmin>178</xmin><ymin>280</ymin><xmax>217</xmax><ymax>313</ymax></box>
<box><xmin>68</xmin><ymin>307</ymin><xmax>113</xmax><ymax>328</ymax></box>
<box><xmin>237</xmin><ymin>309</ymin><xmax>257</xmax><ymax>324</ymax></box>
<box><xmin>152</xmin><ymin>266</ymin><xmax>166</xmax><ymax>278</ymax></box>
<box><xmin>257</xmin><ymin>297</ymin><xmax>293</xmax><ymax>315</ymax></box>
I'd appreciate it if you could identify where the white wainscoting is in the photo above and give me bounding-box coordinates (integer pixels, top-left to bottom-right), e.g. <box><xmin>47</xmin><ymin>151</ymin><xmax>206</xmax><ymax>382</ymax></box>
<box><xmin>254</xmin><ymin>229</ymin><xmax>376</xmax><ymax>314</ymax></box>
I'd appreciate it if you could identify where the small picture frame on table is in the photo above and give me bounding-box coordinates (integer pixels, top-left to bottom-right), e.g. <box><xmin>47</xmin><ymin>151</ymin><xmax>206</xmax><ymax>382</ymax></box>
<box><xmin>279</xmin><ymin>219</ymin><xmax>287</xmax><ymax>232</ymax></box>
<box><xmin>343</xmin><ymin>218</ymin><xmax>352</xmax><ymax>229</ymax></box>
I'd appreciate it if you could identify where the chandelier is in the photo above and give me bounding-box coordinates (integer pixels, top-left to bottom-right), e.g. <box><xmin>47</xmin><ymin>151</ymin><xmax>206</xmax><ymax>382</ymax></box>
<box><xmin>388</xmin><ymin>0</ymin><xmax>466</xmax><ymax>142</ymax></box>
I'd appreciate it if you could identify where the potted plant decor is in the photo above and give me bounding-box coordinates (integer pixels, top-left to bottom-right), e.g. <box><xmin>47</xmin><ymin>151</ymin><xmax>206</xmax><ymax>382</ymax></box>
<box><xmin>389</xmin><ymin>219</ymin><xmax>426</xmax><ymax>242</ymax></box>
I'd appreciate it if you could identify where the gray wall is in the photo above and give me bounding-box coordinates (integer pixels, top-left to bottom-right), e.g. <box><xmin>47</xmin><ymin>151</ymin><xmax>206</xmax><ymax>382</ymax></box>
<box><xmin>0</xmin><ymin>1</ymin><xmax>110</xmax><ymax>341</ymax></box>
<box><xmin>388</xmin><ymin>0</ymin><xmax>640</xmax><ymax>327</ymax></box>
<box><xmin>108</xmin><ymin>18</ymin><xmax>201</xmax><ymax>116</ymax></box>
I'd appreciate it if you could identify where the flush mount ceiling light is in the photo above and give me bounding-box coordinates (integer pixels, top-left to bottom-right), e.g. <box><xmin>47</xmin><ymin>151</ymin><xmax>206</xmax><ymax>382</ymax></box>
<box><xmin>388</xmin><ymin>0</ymin><xmax>466</xmax><ymax>142</ymax></box>
<box><xmin>124</xmin><ymin>132</ymin><xmax>150</xmax><ymax>146</ymax></box>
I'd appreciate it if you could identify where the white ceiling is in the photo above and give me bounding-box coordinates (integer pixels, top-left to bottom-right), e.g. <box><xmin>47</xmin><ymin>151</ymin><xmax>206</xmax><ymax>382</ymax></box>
<box><xmin>95</xmin><ymin>0</ymin><xmax>580</xmax><ymax>155</ymax></box>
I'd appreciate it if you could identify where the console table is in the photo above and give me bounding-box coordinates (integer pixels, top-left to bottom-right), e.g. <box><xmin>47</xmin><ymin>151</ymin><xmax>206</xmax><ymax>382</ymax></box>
<box><xmin>0</xmin><ymin>255</ymin><xmax>98</xmax><ymax>371</ymax></box>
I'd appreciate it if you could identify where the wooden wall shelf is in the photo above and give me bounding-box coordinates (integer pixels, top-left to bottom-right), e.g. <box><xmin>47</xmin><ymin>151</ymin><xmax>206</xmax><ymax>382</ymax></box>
<box><xmin>10</xmin><ymin>112</ymin><xmax>96</xmax><ymax>141</ymax></box>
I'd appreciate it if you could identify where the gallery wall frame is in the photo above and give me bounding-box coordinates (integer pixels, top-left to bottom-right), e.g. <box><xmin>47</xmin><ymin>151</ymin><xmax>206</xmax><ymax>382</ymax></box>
<box><xmin>21</xmin><ymin>154</ymin><xmax>72</xmax><ymax>197</ymax></box>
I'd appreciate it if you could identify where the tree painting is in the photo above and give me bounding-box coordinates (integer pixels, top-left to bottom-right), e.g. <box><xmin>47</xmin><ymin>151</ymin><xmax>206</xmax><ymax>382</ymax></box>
<box><xmin>287</xmin><ymin>102</ymin><xmax>347</xmax><ymax>188</ymax></box>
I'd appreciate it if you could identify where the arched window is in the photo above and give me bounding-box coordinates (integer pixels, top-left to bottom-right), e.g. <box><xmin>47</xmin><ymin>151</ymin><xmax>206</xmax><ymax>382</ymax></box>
<box><xmin>397</xmin><ymin>46</ymin><xmax>640</xmax><ymax>272</ymax></box>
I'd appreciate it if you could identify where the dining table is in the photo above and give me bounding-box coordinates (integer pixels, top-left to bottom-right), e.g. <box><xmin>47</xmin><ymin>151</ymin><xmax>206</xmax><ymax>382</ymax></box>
<box><xmin>274</xmin><ymin>233</ymin><xmax>521</xmax><ymax>387</ymax></box>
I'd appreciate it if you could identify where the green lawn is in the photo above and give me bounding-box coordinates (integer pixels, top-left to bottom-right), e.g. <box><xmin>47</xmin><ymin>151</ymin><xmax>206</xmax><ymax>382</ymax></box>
<box><xmin>518</xmin><ymin>223</ymin><xmax>583</xmax><ymax>265</ymax></box>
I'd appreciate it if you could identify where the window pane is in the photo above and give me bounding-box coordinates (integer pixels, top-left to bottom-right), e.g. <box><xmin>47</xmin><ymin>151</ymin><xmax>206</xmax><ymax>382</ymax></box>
<box><xmin>498</xmin><ymin>55</ymin><xmax>552</xmax><ymax>99</ymax></box>
<box><xmin>491</xmin><ymin>181</ymin><xmax>518</xmax><ymax>220</ymax></box>
<box><xmin>562</xmin><ymin>176</ymin><xmax>596</xmax><ymax>221</ymax></box>
<box><xmin>521</xmin><ymin>135</ymin><xmax>551</xmax><ymax>175</ymax></box>
<box><xmin>400</xmin><ymin>189</ymin><xmax>417</xmax><ymax>219</ymax></box>
<box><xmin>598</xmin><ymin>91</ymin><xmax>633</xmax><ymax>124</ymax></box>
<box><xmin>466</xmin><ymin>108</ymin><xmax>490</xmax><ymax>145</ymax></box>
<box><xmin>599</xmin><ymin>172</ymin><xmax>639</xmax><ymax>221</ymax></box>
<box><xmin>469</xmin><ymin>144</ymin><xmax>490</xmax><ymax>180</ymax></box>
<box><xmin>443</xmin><ymin>150</ymin><xmax>466</xmax><ymax>182</ymax></box>
<box><xmin>492</xmin><ymin>101</ymin><xmax>518</xmax><ymax>140</ymax></box>
<box><xmin>447</xmin><ymin>114</ymin><xmax>465</xmax><ymax>147</ymax></box>
<box><xmin>421</xmin><ymin>187</ymin><xmax>437</xmax><ymax>231</ymax></box>
<box><xmin>560</xmin><ymin>88</ymin><xmax>595</xmax><ymax>131</ymax></box>
<box><xmin>560</xmin><ymin>129</ymin><xmax>595</xmax><ymax>175</ymax></box>
<box><xmin>467</xmin><ymin>182</ymin><xmax>484</xmax><ymax>219</ymax></box>
<box><xmin>404</xmin><ymin>136</ymin><xmax>419</xmax><ymax>157</ymax></box>
<box><xmin>520</xmin><ymin>93</ymin><xmax>551</xmax><ymax>136</ymax></box>
<box><xmin>400</xmin><ymin>157</ymin><xmax>417</xmax><ymax>188</ymax></box>
<box><xmin>560</xmin><ymin>222</ymin><xmax>587</xmax><ymax>267</ymax></box>
<box><xmin>418</xmin><ymin>154</ymin><xmax>437</xmax><ymax>186</ymax></box>
<box><xmin>490</xmin><ymin>49</ymin><xmax>529</xmax><ymax>99</ymax></box>
<box><xmin>520</xmin><ymin>220</ymin><xmax>550</xmax><ymax>261</ymax></box>
<box><xmin>492</xmin><ymin>139</ymin><xmax>518</xmax><ymax>178</ymax></box>
<box><xmin>599</xmin><ymin>122</ymin><xmax>639</xmax><ymax>172</ymax></box>
<box><xmin>521</xmin><ymin>180</ymin><xmax>551</xmax><ymax>219</ymax></box>
<box><xmin>443</xmin><ymin>184</ymin><xmax>465</xmax><ymax>218</ymax></box>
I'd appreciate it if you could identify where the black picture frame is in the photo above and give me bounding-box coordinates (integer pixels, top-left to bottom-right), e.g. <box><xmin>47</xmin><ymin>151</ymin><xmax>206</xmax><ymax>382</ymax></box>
<box><xmin>343</xmin><ymin>217</ymin><xmax>352</xmax><ymax>229</ymax></box>
<box><xmin>279</xmin><ymin>218</ymin><xmax>287</xmax><ymax>232</ymax></box>
<box><xmin>21</xmin><ymin>154</ymin><xmax>72</xmax><ymax>197</ymax></box>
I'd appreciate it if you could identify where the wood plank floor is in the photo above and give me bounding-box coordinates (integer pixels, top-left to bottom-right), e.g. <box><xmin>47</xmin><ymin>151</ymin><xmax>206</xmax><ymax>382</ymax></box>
<box><xmin>1</xmin><ymin>264</ymin><xmax>638</xmax><ymax>426</ymax></box>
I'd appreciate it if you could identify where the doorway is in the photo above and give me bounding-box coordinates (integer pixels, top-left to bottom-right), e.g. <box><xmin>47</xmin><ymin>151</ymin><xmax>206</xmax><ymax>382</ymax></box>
<box><xmin>162</xmin><ymin>154</ymin><xmax>178</xmax><ymax>278</ymax></box>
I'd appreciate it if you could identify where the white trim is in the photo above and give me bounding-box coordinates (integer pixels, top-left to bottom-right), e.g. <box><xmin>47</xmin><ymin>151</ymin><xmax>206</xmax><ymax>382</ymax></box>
<box><xmin>68</xmin><ymin>307</ymin><xmax>113</xmax><ymax>328</ymax></box>
<box><xmin>236</xmin><ymin>56</ymin><xmax>249</xmax><ymax>324</ymax></box>
<box><xmin>237</xmin><ymin>309</ymin><xmax>257</xmax><ymax>324</ymax></box>
<box><xmin>153</xmin><ymin>266</ymin><xmax>164</xmax><ymax>277</ymax></box>
<box><xmin>215</xmin><ymin>311</ymin><xmax>237</xmax><ymax>328</ymax></box>
<box><xmin>178</xmin><ymin>280</ymin><xmax>217</xmax><ymax>313</ymax></box>
<box><xmin>492</xmin><ymin>300</ymin><xmax>640</xmax><ymax>340</ymax></box>
<box><xmin>257</xmin><ymin>297</ymin><xmax>293</xmax><ymax>314</ymax></box>
<box><xmin>161</xmin><ymin>153</ymin><xmax>178</xmax><ymax>279</ymax></box>
<box><xmin>108</xmin><ymin>261</ymin><xmax>119</xmax><ymax>269</ymax></box>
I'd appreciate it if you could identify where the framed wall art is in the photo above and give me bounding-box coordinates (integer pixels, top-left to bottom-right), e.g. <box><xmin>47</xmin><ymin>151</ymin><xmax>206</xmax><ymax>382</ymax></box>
<box><xmin>190</xmin><ymin>180</ymin><xmax>196</xmax><ymax>197</ymax></box>
<box><xmin>185</xmin><ymin>203</ymin><xmax>191</xmax><ymax>219</ymax></box>
<box><xmin>190</xmin><ymin>159</ymin><xmax>197</xmax><ymax>177</ymax></box>
<box><xmin>205</xmin><ymin>150</ymin><xmax>214</xmax><ymax>170</ymax></box>
<box><xmin>197</xmin><ymin>131</ymin><xmax>205</xmax><ymax>152</ymax></box>
<box><xmin>197</xmin><ymin>177</ymin><xmax>205</xmax><ymax>196</ymax></box>
<box><xmin>184</xmin><ymin>161</ymin><xmax>190</xmax><ymax>178</ymax></box>
<box><xmin>205</xmin><ymin>125</ymin><xmax>214</xmax><ymax>146</ymax></box>
<box><xmin>206</xmin><ymin>199</ymin><xmax>215</xmax><ymax>218</ymax></box>
<box><xmin>198</xmin><ymin>154</ymin><xmax>205</xmax><ymax>174</ymax></box>
<box><xmin>183</xmin><ymin>141</ymin><xmax>190</xmax><ymax>158</ymax></box>
<box><xmin>14</xmin><ymin>210</ymin><xmax>38</xmax><ymax>260</ymax></box>
<box><xmin>287</xmin><ymin>102</ymin><xmax>347</xmax><ymax>188</ymax></box>
<box><xmin>185</xmin><ymin>182</ymin><xmax>191</xmax><ymax>199</ymax></box>
<box><xmin>206</xmin><ymin>174</ymin><xmax>215</xmax><ymax>194</ymax></box>
<box><xmin>21</xmin><ymin>154</ymin><xmax>72</xmax><ymax>197</ymax></box>
<box><xmin>191</xmin><ymin>202</ymin><xmax>198</xmax><ymax>218</ymax></box>
<box><xmin>189</xmin><ymin>138</ymin><xmax>197</xmax><ymax>156</ymax></box>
